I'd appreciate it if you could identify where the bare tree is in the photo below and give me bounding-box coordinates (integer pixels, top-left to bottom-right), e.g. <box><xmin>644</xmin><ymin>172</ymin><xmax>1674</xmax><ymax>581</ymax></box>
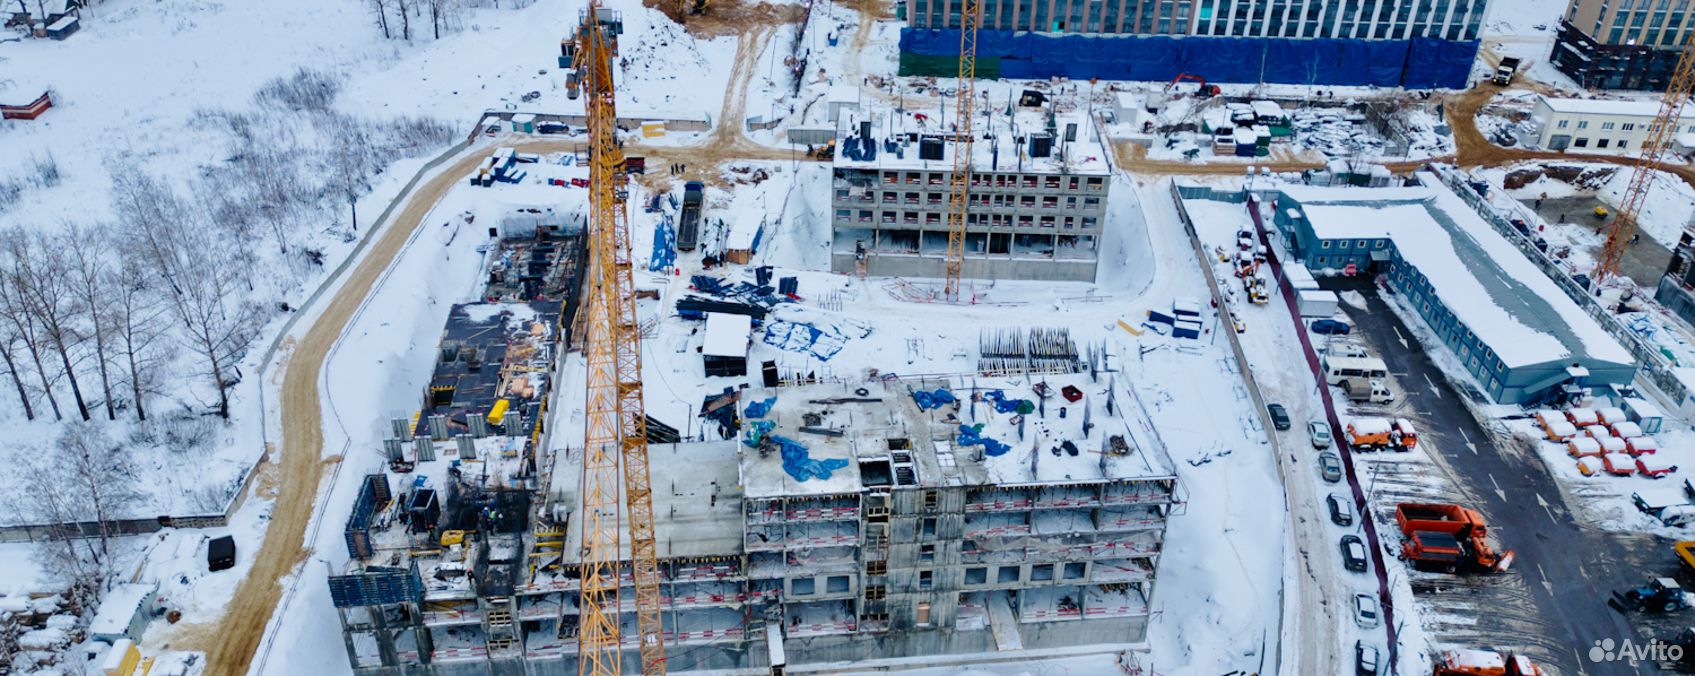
<box><xmin>107</xmin><ymin>255</ymin><xmax>167</xmax><ymax>422</ymax></box>
<box><xmin>0</xmin><ymin>333</ymin><xmax>32</xmax><ymax>420</ymax></box>
<box><xmin>112</xmin><ymin>172</ymin><xmax>262</xmax><ymax>419</ymax></box>
<box><xmin>0</xmin><ymin>270</ymin><xmax>60</xmax><ymax>420</ymax></box>
<box><xmin>63</xmin><ymin>222</ymin><xmax>117</xmax><ymax>420</ymax></box>
<box><xmin>396</xmin><ymin>0</ymin><xmax>411</xmax><ymax>40</ymax></box>
<box><xmin>57</xmin><ymin>422</ymin><xmax>139</xmax><ymax>561</ymax></box>
<box><xmin>4</xmin><ymin>230</ymin><xmax>92</xmax><ymax>421</ymax></box>
<box><xmin>368</xmin><ymin>0</ymin><xmax>392</xmax><ymax>38</ymax></box>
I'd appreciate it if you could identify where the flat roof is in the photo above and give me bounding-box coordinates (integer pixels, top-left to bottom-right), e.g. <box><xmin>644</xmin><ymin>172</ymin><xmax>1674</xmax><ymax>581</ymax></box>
<box><xmin>703</xmin><ymin>313</ymin><xmax>751</xmax><ymax>358</ymax></box>
<box><xmin>90</xmin><ymin>584</ymin><xmax>152</xmax><ymax>636</ymax></box>
<box><xmin>1274</xmin><ymin>177</ymin><xmax>1635</xmax><ymax>370</ymax></box>
<box><xmin>738</xmin><ymin>373</ymin><xmax>1175</xmax><ymax>499</ymax></box>
<box><xmin>560</xmin><ymin>441</ymin><xmax>746</xmax><ymax>560</ymax></box>
<box><xmin>832</xmin><ymin>105</ymin><xmax>1111</xmax><ymax>176</ymax></box>
<box><xmin>1537</xmin><ymin>94</ymin><xmax>1695</xmax><ymax>118</ymax></box>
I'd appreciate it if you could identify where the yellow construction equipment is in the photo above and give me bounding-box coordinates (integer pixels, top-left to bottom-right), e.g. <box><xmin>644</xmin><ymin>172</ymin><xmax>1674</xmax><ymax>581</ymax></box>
<box><xmin>941</xmin><ymin>0</ymin><xmax>983</xmax><ymax>302</ymax></box>
<box><xmin>440</xmin><ymin>530</ymin><xmax>469</xmax><ymax>547</ymax></box>
<box><xmin>487</xmin><ymin>398</ymin><xmax>510</xmax><ymax>425</ymax></box>
<box><xmin>1597</xmin><ymin>28</ymin><xmax>1695</xmax><ymax>283</ymax></box>
<box><xmin>564</xmin><ymin>4</ymin><xmax>668</xmax><ymax>675</ymax></box>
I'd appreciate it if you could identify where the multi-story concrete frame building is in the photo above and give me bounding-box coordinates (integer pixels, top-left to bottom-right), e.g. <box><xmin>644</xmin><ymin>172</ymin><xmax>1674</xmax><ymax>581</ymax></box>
<box><xmin>828</xmin><ymin>106</ymin><xmax>1113</xmax><ymax>283</ymax></box>
<box><xmin>909</xmin><ymin>0</ymin><xmax>1488</xmax><ymax>40</ymax></box>
<box><xmin>1552</xmin><ymin>0</ymin><xmax>1695</xmax><ymax>89</ymax></box>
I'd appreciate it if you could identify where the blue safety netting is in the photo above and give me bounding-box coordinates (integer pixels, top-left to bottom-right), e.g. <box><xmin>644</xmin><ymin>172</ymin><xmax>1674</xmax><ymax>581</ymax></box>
<box><xmin>648</xmin><ymin>215</ymin><xmax>676</xmax><ymax>272</ymax></box>
<box><xmin>912</xmin><ymin>388</ymin><xmax>957</xmax><ymax>411</ymax></box>
<box><xmin>957</xmin><ymin>424</ymin><xmax>1012</xmax><ymax>457</ymax></box>
<box><xmin>745</xmin><ymin>396</ymin><xmax>777</xmax><ymax>419</ymax></box>
<box><xmin>899</xmin><ymin>29</ymin><xmax>1477</xmax><ymax>89</ymax></box>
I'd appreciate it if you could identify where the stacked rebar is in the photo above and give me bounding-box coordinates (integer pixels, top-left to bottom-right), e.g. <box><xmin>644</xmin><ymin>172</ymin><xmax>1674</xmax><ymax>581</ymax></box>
<box><xmin>1027</xmin><ymin>327</ymin><xmax>1081</xmax><ymax>374</ymax></box>
<box><xmin>978</xmin><ymin>328</ymin><xmax>1027</xmax><ymax>375</ymax></box>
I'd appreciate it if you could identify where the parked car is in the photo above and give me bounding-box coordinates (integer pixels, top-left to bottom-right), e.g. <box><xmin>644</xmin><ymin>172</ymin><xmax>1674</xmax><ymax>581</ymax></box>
<box><xmin>1267</xmin><ymin>403</ymin><xmax>1291</xmax><ymax>430</ymax></box>
<box><xmin>1355</xmin><ymin>640</ymin><xmax>1381</xmax><ymax>676</ymax></box>
<box><xmin>1309</xmin><ymin>421</ymin><xmax>1333</xmax><ymax>449</ymax></box>
<box><xmin>1326</xmin><ymin>493</ymin><xmax>1354</xmax><ymax>526</ymax></box>
<box><xmin>1340</xmin><ymin>534</ymin><xmax>1369</xmax><ymax>573</ymax></box>
<box><xmin>1318</xmin><ymin>452</ymin><xmax>1344</xmax><ymax>483</ymax></box>
<box><xmin>1312</xmin><ymin>319</ymin><xmax>1352</xmax><ymax>335</ymax></box>
<box><xmin>1352</xmin><ymin>593</ymin><xmax>1380</xmax><ymax>629</ymax></box>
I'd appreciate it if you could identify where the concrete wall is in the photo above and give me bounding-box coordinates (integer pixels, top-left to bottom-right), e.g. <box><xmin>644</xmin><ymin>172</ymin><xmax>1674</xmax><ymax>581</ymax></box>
<box><xmin>831</xmin><ymin>251</ymin><xmax>1099</xmax><ymax>282</ymax></box>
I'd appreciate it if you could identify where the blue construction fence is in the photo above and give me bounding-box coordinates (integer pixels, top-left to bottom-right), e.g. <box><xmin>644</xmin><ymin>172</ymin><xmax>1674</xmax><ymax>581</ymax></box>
<box><xmin>899</xmin><ymin>29</ymin><xmax>1479</xmax><ymax>89</ymax></box>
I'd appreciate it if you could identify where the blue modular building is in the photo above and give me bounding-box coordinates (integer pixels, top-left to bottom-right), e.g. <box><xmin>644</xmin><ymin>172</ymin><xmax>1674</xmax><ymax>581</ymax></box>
<box><xmin>1184</xmin><ymin>177</ymin><xmax>1638</xmax><ymax>406</ymax></box>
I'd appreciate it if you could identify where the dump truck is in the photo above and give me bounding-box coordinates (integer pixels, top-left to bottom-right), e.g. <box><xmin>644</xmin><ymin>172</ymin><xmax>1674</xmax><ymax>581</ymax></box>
<box><xmin>1346</xmin><ymin>417</ymin><xmax>1418</xmax><ymax>452</ymax></box>
<box><xmin>677</xmin><ymin>180</ymin><xmax>704</xmax><ymax>252</ymax></box>
<box><xmin>1431</xmin><ymin>648</ymin><xmax>1545</xmax><ymax>676</ymax></box>
<box><xmin>1492</xmin><ymin>57</ymin><xmax>1521</xmax><ymax>86</ymax></box>
<box><xmin>1395</xmin><ymin>503</ymin><xmax>1514</xmax><ymax>573</ymax></box>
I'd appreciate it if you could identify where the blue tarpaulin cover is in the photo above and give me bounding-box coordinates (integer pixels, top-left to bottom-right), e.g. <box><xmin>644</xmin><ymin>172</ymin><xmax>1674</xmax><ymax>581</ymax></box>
<box><xmin>745</xmin><ymin>396</ymin><xmax>777</xmax><ymax>419</ymax></box>
<box><xmin>648</xmin><ymin>215</ymin><xmax>676</xmax><ymax>272</ymax></box>
<box><xmin>900</xmin><ymin>29</ymin><xmax>1477</xmax><ymax>89</ymax></box>
<box><xmin>983</xmin><ymin>390</ymin><xmax>1035</xmax><ymax>415</ymax></box>
<box><xmin>771</xmin><ymin>435</ymin><xmax>850</xmax><ymax>481</ymax></box>
<box><xmin>912</xmin><ymin>388</ymin><xmax>958</xmax><ymax>411</ymax></box>
<box><xmin>956</xmin><ymin>424</ymin><xmax>1012</xmax><ymax>457</ymax></box>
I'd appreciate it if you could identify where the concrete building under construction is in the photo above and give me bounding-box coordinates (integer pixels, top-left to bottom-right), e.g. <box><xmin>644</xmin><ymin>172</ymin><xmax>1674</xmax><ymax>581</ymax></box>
<box><xmin>328</xmin><ymin>305</ymin><xmax>1178</xmax><ymax>673</ymax></box>
<box><xmin>828</xmin><ymin>102</ymin><xmax>1115</xmax><ymax>283</ymax></box>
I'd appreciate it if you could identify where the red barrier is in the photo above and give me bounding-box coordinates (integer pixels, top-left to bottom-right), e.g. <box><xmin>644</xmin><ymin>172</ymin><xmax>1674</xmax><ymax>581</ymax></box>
<box><xmin>1246</xmin><ymin>195</ymin><xmax>1401</xmax><ymax>672</ymax></box>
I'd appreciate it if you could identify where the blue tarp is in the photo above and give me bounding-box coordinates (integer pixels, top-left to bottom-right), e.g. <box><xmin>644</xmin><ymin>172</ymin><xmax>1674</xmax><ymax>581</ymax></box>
<box><xmin>773</xmin><ymin>434</ymin><xmax>850</xmax><ymax>481</ymax></box>
<box><xmin>648</xmin><ymin>215</ymin><xmax>676</xmax><ymax>272</ymax></box>
<box><xmin>983</xmin><ymin>390</ymin><xmax>1035</xmax><ymax>415</ymax></box>
<box><xmin>900</xmin><ymin>29</ymin><xmax>1477</xmax><ymax>89</ymax></box>
<box><xmin>912</xmin><ymin>388</ymin><xmax>957</xmax><ymax>411</ymax></box>
<box><xmin>956</xmin><ymin>424</ymin><xmax>1012</xmax><ymax>457</ymax></box>
<box><xmin>745</xmin><ymin>396</ymin><xmax>777</xmax><ymax>419</ymax></box>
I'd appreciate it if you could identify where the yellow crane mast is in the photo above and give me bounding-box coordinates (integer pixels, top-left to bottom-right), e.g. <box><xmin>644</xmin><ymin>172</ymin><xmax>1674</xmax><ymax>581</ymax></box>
<box><xmin>1599</xmin><ymin>30</ymin><xmax>1695</xmax><ymax>283</ymax></box>
<box><xmin>564</xmin><ymin>5</ymin><xmax>669</xmax><ymax>675</ymax></box>
<box><xmin>942</xmin><ymin>0</ymin><xmax>983</xmax><ymax>302</ymax></box>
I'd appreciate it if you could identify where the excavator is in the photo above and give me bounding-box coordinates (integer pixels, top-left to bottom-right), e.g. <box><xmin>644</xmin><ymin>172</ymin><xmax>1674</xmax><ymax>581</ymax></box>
<box><xmin>1431</xmin><ymin>649</ymin><xmax>1545</xmax><ymax>676</ymax></box>
<box><xmin>1167</xmin><ymin>72</ymin><xmax>1221</xmax><ymax>98</ymax></box>
<box><xmin>1395</xmin><ymin>503</ymin><xmax>1515</xmax><ymax>573</ymax></box>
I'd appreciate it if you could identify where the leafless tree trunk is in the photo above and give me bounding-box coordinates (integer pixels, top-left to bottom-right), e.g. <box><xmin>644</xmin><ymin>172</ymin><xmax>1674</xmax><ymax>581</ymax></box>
<box><xmin>429</xmin><ymin>0</ymin><xmax>441</xmax><ymax>39</ymax></box>
<box><xmin>397</xmin><ymin>0</ymin><xmax>411</xmax><ymax>40</ymax></box>
<box><xmin>56</xmin><ymin>422</ymin><xmax>138</xmax><ymax>561</ymax></box>
<box><xmin>0</xmin><ymin>334</ymin><xmax>32</xmax><ymax>420</ymax></box>
<box><xmin>63</xmin><ymin>222</ymin><xmax>117</xmax><ymax>420</ymax></box>
<box><xmin>4</xmin><ymin>230</ymin><xmax>92</xmax><ymax>421</ymax></box>
<box><xmin>107</xmin><ymin>256</ymin><xmax>166</xmax><ymax>422</ymax></box>
<box><xmin>112</xmin><ymin>171</ymin><xmax>261</xmax><ymax>419</ymax></box>
<box><xmin>0</xmin><ymin>280</ymin><xmax>60</xmax><ymax>420</ymax></box>
<box><xmin>370</xmin><ymin>0</ymin><xmax>392</xmax><ymax>38</ymax></box>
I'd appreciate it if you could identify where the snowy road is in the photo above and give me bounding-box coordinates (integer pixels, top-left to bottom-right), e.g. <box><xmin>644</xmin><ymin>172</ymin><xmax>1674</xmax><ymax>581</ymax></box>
<box><xmin>1337</xmin><ymin>280</ymin><xmax>1663</xmax><ymax>675</ymax></box>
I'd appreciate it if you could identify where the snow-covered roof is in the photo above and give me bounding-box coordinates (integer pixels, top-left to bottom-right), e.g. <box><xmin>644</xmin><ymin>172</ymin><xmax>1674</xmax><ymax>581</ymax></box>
<box><xmin>1536</xmin><ymin>94</ymin><xmax>1695</xmax><ymax>119</ymax></box>
<box><xmin>89</xmin><ymin>584</ymin><xmax>153</xmax><ymax>637</ymax></box>
<box><xmin>1277</xmin><ymin>177</ymin><xmax>1635</xmax><ymax>370</ymax></box>
<box><xmin>832</xmin><ymin>105</ymin><xmax>1111</xmax><ymax>176</ymax></box>
<box><xmin>703</xmin><ymin>313</ymin><xmax>751</xmax><ymax>358</ymax></box>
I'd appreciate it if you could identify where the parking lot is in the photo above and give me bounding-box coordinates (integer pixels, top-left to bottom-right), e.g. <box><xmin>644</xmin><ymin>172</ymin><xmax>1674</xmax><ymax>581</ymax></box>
<box><xmin>1326</xmin><ymin>276</ymin><xmax>1674</xmax><ymax>674</ymax></box>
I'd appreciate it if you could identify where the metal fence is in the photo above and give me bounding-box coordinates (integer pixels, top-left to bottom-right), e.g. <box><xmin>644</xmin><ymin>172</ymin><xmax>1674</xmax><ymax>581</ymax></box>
<box><xmin>1431</xmin><ymin>166</ymin><xmax>1689</xmax><ymax>407</ymax></box>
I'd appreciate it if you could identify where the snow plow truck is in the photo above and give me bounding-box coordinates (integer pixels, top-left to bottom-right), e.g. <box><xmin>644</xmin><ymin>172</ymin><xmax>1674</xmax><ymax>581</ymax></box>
<box><xmin>1395</xmin><ymin>503</ymin><xmax>1514</xmax><ymax>573</ymax></box>
<box><xmin>1432</xmin><ymin>648</ymin><xmax>1544</xmax><ymax>676</ymax></box>
<box><xmin>1346</xmin><ymin>417</ymin><xmax>1419</xmax><ymax>452</ymax></box>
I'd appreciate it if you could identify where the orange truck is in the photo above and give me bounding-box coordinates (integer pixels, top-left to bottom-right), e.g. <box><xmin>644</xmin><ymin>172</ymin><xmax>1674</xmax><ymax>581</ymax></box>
<box><xmin>1346</xmin><ymin>417</ymin><xmax>1419</xmax><ymax>452</ymax></box>
<box><xmin>1395</xmin><ymin>503</ymin><xmax>1514</xmax><ymax>573</ymax></box>
<box><xmin>1432</xmin><ymin>649</ymin><xmax>1545</xmax><ymax>676</ymax></box>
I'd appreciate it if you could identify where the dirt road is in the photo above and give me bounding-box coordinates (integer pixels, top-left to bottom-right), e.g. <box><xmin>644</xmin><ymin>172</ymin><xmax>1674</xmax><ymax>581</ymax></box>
<box><xmin>169</xmin><ymin>136</ymin><xmax>590</xmax><ymax>676</ymax></box>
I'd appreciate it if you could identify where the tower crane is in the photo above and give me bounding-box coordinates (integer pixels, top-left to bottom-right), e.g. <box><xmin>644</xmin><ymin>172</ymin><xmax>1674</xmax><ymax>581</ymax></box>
<box><xmin>941</xmin><ymin>0</ymin><xmax>983</xmax><ymax>302</ymax></box>
<box><xmin>1598</xmin><ymin>30</ymin><xmax>1695</xmax><ymax>284</ymax></box>
<box><xmin>562</xmin><ymin>4</ymin><xmax>668</xmax><ymax>676</ymax></box>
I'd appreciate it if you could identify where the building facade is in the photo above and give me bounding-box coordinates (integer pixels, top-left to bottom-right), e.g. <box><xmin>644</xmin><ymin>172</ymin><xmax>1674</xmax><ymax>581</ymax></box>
<box><xmin>1526</xmin><ymin>95</ymin><xmax>1695</xmax><ymax>153</ymax></box>
<box><xmin>829</xmin><ymin>108</ymin><xmax>1112</xmax><ymax>283</ymax></box>
<box><xmin>1551</xmin><ymin>0</ymin><xmax>1695</xmax><ymax>89</ymax></box>
<box><xmin>911</xmin><ymin>0</ymin><xmax>1487</xmax><ymax>39</ymax></box>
